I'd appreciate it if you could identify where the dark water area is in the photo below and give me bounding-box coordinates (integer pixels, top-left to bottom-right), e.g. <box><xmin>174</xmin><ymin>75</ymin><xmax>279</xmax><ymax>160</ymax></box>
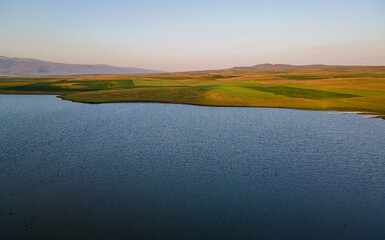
<box><xmin>1</xmin><ymin>95</ymin><xmax>385</xmax><ymax>240</ymax></box>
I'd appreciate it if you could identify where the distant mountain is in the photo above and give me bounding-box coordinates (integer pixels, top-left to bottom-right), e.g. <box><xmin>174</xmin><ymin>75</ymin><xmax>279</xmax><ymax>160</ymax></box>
<box><xmin>0</xmin><ymin>56</ymin><xmax>162</xmax><ymax>76</ymax></box>
<box><xmin>227</xmin><ymin>63</ymin><xmax>332</xmax><ymax>71</ymax></box>
<box><xmin>182</xmin><ymin>63</ymin><xmax>337</xmax><ymax>74</ymax></box>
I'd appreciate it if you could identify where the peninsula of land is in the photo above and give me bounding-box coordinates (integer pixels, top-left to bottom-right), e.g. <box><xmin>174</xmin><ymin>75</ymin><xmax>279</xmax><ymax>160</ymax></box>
<box><xmin>1</xmin><ymin>63</ymin><xmax>384</xmax><ymax>119</ymax></box>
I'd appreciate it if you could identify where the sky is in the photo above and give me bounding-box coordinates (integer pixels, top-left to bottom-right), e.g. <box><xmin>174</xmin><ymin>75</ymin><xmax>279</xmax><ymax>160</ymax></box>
<box><xmin>0</xmin><ymin>0</ymin><xmax>384</xmax><ymax>71</ymax></box>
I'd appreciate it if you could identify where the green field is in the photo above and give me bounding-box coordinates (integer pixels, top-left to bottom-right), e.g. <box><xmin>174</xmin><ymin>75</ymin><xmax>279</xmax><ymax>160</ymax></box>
<box><xmin>1</xmin><ymin>66</ymin><xmax>385</xmax><ymax>118</ymax></box>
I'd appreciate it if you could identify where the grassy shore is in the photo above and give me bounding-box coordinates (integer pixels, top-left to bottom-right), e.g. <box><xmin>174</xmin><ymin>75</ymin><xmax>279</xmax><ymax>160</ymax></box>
<box><xmin>1</xmin><ymin>66</ymin><xmax>385</xmax><ymax>118</ymax></box>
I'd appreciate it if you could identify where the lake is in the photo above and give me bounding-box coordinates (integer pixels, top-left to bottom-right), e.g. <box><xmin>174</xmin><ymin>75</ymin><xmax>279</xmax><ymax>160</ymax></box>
<box><xmin>1</xmin><ymin>95</ymin><xmax>385</xmax><ymax>240</ymax></box>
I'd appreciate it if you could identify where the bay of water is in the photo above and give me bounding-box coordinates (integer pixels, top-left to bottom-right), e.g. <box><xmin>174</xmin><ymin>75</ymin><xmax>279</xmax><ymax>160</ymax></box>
<box><xmin>1</xmin><ymin>95</ymin><xmax>385</xmax><ymax>239</ymax></box>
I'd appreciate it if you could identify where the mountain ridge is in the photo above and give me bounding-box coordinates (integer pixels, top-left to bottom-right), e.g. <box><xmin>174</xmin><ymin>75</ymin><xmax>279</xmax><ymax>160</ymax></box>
<box><xmin>226</xmin><ymin>63</ymin><xmax>334</xmax><ymax>71</ymax></box>
<box><xmin>0</xmin><ymin>56</ymin><xmax>163</xmax><ymax>76</ymax></box>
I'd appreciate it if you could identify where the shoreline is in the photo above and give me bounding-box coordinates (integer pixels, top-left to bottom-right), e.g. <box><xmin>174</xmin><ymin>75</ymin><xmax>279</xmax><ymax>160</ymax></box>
<box><xmin>1</xmin><ymin>93</ymin><xmax>383</xmax><ymax>120</ymax></box>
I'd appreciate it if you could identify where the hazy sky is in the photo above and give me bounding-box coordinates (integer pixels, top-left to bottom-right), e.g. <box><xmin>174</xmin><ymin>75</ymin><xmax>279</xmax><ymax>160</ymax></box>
<box><xmin>1</xmin><ymin>0</ymin><xmax>384</xmax><ymax>71</ymax></box>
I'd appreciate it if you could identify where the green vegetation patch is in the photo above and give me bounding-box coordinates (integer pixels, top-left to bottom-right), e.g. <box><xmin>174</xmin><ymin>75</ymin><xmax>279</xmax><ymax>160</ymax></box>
<box><xmin>3</xmin><ymin>80</ymin><xmax>136</xmax><ymax>92</ymax></box>
<box><xmin>198</xmin><ymin>85</ymin><xmax>283</xmax><ymax>99</ymax></box>
<box><xmin>133</xmin><ymin>79</ymin><xmax>182</xmax><ymax>87</ymax></box>
<box><xmin>0</xmin><ymin>77</ymin><xmax>54</xmax><ymax>82</ymax></box>
<box><xmin>72</xmin><ymin>80</ymin><xmax>135</xmax><ymax>89</ymax></box>
<box><xmin>144</xmin><ymin>75</ymin><xmax>194</xmax><ymax>80</ymax></box>
<box><xmin>285</xmin><ymin>84</ymin><xmax>385</xmax><ymax>97</ymax></box>
<box><xmin>247</xmin><ymin>85</ymin><xmax>359</xmax><ymax>99</ymax></box>
<box><xmin>279</xmin><ymin>75</ymin><xmax>328</xmax><ymax>80</ymax></box>
<box><xmin>205</xmin><ymin>75</ymin><xmax>239</xmax><ymax>79</ymax></box>
<box><xmin>3</xmin><ymin>82</ymin><xmax>90</xmax><ymax>92</ymax></box>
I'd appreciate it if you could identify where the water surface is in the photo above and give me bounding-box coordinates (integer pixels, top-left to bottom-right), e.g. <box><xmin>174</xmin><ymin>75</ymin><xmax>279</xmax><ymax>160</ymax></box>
<box><xmin>1</xmin><ymin>95</ymin><xmax>385</xmax><ymax>239</ymax></box>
